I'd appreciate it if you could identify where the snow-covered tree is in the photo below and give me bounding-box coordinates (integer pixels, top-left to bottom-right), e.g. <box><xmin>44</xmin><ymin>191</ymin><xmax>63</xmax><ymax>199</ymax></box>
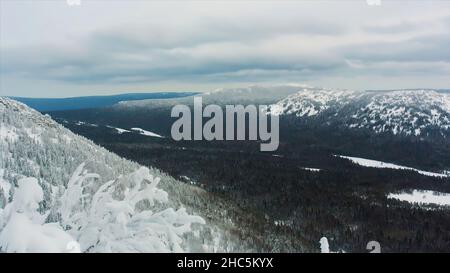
<box><xmin>319</xmin><ymin>237</ymin><xmax>330</xmax><ymax>253</ymax></box>
<box><xmin>0</xmin><ymin>177</ymin><xmax>78</xmax><ymax>252</ymax></box>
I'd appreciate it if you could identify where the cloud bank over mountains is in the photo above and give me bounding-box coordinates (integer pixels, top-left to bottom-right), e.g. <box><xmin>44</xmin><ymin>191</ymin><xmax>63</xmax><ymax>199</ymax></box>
<box><xmin>1</xmin><ymin>1</ymin><xmax>449</xmax><ymax>97</ymax></box>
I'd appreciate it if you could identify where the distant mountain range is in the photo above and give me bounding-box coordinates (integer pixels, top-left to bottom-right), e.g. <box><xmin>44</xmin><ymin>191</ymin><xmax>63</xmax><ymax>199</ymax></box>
<box><xmin>115</xmin><ymin>85</ymin><xmax>303</xmax><ymax>109</ymax></box>
<box><xmin>9</xmin><ymin>92</ymin><xmax>198</xmax><ymax>112</ymax></box>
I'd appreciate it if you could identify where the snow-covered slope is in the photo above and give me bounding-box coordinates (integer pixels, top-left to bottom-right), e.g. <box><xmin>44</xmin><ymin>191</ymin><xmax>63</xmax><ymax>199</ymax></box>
<box><xmin>269</xmin><ymin>88</ymin><xmax>363</xmax><ymax>117</ymax></box>
<box><xmin>0</xmin><ymin>97</ymin><xmax>230</xmax><ymax>253</ymax></box>
<box><xmin>269</xmin><ymin>88</ymin><xmax>450</xmax><ymax>137</ymax></box>
<box><xmin>197</xmin><ymin>84</ymin><xmax>305</xmax><ymax>105</ymax></box>
<box><xmin>131</xmin><ymin>128</ymin><xmax>164</xmax><ymax>138</ymax></box>
<box><xmin>337</xmin><ymin>155</ymin><xmax>449</xmax><ymax>178</ymax></box>
<box><xmin>388</xmin><ymin>190</ymin><xmax>450</xmax><ymax>207</ymax></box>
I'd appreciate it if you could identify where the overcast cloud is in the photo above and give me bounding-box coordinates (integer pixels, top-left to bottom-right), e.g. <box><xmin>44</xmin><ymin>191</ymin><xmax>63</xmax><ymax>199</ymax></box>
<box><xmin>1</xmin><ymin>0</ymin><xmax>449</xmax><ymax>97</ymax></box>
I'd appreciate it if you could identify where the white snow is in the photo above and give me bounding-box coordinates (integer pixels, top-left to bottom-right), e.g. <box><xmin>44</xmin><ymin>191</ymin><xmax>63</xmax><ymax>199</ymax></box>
<box><xmin>0</xmin><ymin>213</ymin><xmax>79</xmax><ymax>253</ymax></box>
<box><xmin>319</xmin><ymin>237</ymin><xmax>330</xmax><ymax>253</ymax></box>
<box><xmin>131</xmin><ymin>127</ymin><xmax>164</xmax><ymax>138</ymax></box>
<box><xmin>0</xmin><ymin>170</ymin><xmax>11</xmax><ymax>200</ymax></box>
<box><xmin>73</xmin><ymin>121</ymin><xmax>97</xmax><ymax>127</ymax></box>
<box><xmin>119</xmin><ymin>85</ymin><xmax>300</xmax><ymax>108</ymax></box>
<box><xmin>0</xmin><ymin>126</ymin><xmax>18</xmax><ymax>142</ymax></box>
<box><xmin>58</xmin><ymin>164</ymin><xmax>205</xmax><ymax>252</ymax></box>
<box><xmin>115</xmin><ymin>128</ymin><xmax>130</xmax><ymax>134</ymax></box>
<box><xmin>388</xmin><ymin>190</ymin><xmax>450</xmax><ymax>207</ymax></box>
<box><xmin>269</xmin><ymin>89</ymin><xmax>450</xmax><ymax>137</ymax></box>
<box><xmin>274</xmin><ymin>219</ymin><xmax>293</xmax><ymax>227</ymax></box>
<box><xmin>269</xmin><ymin>88</ymin><xmax>363</xmax><ymax>117</ymax></box>
<box><xmin>107</xmin><ymin>125</ymin><xmax>131</xmax><ymax>134</ymax></box>
<box><xmin>62</xmin><ymin>134</ymin><xmax>72</xmax><ymax>144</ymax></box>
<box><xmin>0</xmin><ymin>177</ymin><xmax>79</xmax><ymax>253</ymax></box>
<box><xmin>180</xmin><ymin>175</ymin><xmax>199</xmax><ymax>186</ymax></box>
<box><xmin>25</xmin><ymin>127</ymin><xmax>43</xmax><ymax>145</ymax></box>
<box><xmin>338</xmin><ymin>155</ymin><xmax>448</xmax><ymax>178</ymax></box>
<box><xmin>301</xmin><ymin>167</ymin><xmax>321</xmax><ymax>172</ymax></box>
<box><xmin>0</xmin><ymin>163</ymin><xmax>207</xmax><ymax>252</ymax></box>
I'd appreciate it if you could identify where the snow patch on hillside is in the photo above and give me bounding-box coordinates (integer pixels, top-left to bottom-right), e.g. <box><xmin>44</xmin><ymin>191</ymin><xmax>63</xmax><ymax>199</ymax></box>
<box><xmin>388</xmin><ymin>190</ymin><xmax>450</xmax><ymax>207</ymax></box>
<box><xmin>338</xmin><ymin>155</ymin><xmax>448</xmax><ymax>178</ymax></box>
<box><xmin>131</xmin><ymin>128</ymin><xmax>164</xmax><ymax>138</ymax></box>
<box><xmin>301</xmin><ymin>167</ymin><xmax>321</xmax><ymax>172</ymax></box>
<box><xmin>107</xmin><ymin>125</ymin><xmax>131</xmax><ymax>134</ymax></box>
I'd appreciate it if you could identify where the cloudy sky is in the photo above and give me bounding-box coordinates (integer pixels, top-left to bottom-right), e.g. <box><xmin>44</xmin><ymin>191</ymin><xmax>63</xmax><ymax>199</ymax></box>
<box><xmin>1</xmin><ymin>0</ymin><xmax>449</xmax><ymax>97</ymax></box>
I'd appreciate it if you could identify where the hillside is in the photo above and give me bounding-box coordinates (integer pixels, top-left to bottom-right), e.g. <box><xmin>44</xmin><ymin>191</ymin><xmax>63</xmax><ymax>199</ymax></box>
<box><xmin>0</xmin><ymin>97</ymin><xmax>247</xmax><ymax>252</ymax></box>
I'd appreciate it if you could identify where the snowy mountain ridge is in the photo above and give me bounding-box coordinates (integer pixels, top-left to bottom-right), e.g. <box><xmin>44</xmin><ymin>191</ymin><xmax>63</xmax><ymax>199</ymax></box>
<box><xmin>269</xmin><ymin>88</ymin><xmax>450</xmax><ymax>137</ymax></box>
<box><xmin>116</xmin><ymin>85</ymin><xmax>302</xmax><ymax>108</ymax></box>
<box><xmin>0</xmin><ymin>97</ymin><xmax>230</xmax><ymax>253</ymax></box>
